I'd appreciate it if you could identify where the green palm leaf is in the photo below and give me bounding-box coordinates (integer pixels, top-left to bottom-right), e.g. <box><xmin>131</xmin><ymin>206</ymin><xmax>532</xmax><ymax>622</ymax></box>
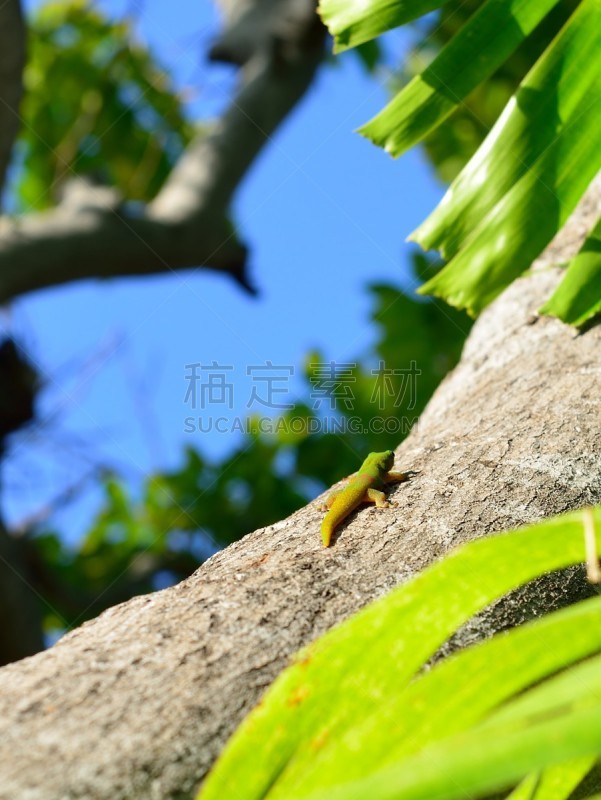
<box><xmin>314</xmin><ymin>654</ymin><xmax>601</xmax><ymax>800</ymax></box>
<box><xmin>318</xmin><ymin>0</ymin><xmax>445</xmax><ymax>53</ymax></box>
<box><xmin>540</xmin><ymin>215</ymin><xmax>601</xmax><ymax>326</ymax></box>
<box><xmin>416</xmin><ymin>84</ymin><xmax>601</xmax><ymax>314</ymax></box>
<box><xmin>358</xmin><ymin>0</ymin><xmax>562</xmax><ymax>158</ymax></box>
<box><xmin>506</xmin><ymin>759</ymin><xmax>595</xmax><ymax>800</ymax></box>
<box><xmin>321</xmin><ymin>0</ymin><xmax>601</xmax><ymax>325</ymax></box>
<box><xmin>198</xmin><ymin>508</ymin><xmax>601</xmax><ymax>799</ymax></box>
<box><xmin>411</xmin><ymin>0</ymin><xmax>601</xmax><ymax>259</ymax></box>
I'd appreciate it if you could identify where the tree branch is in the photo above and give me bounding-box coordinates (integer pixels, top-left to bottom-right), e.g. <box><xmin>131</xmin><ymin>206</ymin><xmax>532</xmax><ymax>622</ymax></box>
<box><xmin>0</xmin><ymin>0</ymin><xmax>325</xmax><ymax>302</ymax></box>
<box><xmin>0</xmin><ymin>0</ymin><xmax>25</xmax><ymax>204</ymax></box>
<box><xmin>0</xmin><ymin>182</ymin><xmax>598</xmax><ymax>799</ymax></box>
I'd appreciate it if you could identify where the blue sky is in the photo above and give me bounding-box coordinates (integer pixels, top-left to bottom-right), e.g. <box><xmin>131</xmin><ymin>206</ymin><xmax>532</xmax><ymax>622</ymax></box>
<box><xmin>3</xmin><ymin>0</ymin><xmax>443</xmax><ymax>539</ymax></box>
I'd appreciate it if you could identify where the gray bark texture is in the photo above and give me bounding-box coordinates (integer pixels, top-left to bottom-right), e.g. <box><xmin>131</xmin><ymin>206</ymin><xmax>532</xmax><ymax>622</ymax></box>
<box><xmin>0</xmin><ymin>182</ymin><xmax>599</xmax><ymax>799</ymax></box>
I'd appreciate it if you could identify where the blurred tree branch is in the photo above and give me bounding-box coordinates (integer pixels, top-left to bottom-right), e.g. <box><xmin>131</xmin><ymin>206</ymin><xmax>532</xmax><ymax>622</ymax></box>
<box><xmin>0</xmin><ymin>0</ymin><xmax>325</xmax><ymax>302</ymax></box>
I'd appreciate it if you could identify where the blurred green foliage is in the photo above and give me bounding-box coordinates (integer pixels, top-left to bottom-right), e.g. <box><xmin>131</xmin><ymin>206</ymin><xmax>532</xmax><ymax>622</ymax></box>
<box><xmin>17</xmin><ymin>0</ymin><xmax>193</xmax><ymax>210</ymax></box>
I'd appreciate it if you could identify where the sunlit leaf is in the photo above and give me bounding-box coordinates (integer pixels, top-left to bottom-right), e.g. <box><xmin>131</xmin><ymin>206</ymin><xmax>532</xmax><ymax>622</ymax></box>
<box><xmin>359</xmin><ymin>0</ymin><xmax>562</xmax><ymax>157</ymax></box>
<box><xmin>199</xmin><ymin>508</ymin><xmax>599</xmax><ymax>799</ymax></box>
<box><xmin>416</xmin><ymin>84</ymin><xmax>601</xmax><ymax>315</ymax></box>
<box><xmin>407</xmin><ymin>0</ymin><xmax>601</xmax><ymax>315</ymax></box>
<box><xmin>506</xmin><ymin>758</ymin><xmax>595</xmax><ymax>800</ymax></box>
<box><xmin>316</xmin><ymin>654</ymin><xmax>601</xmax><ymax>800</ymax></box>
<box><xmin>540</xmin><ymin>216</ymin><xmax>601</xmax><ymax>326</ymax></box>
<box><xmin>318</xmin><ymin>0</ymin><xmax>445</xmax><ymax>53</ymax></box>
<box><xmin>412</xmin><ymin>0</ymin><xmax>601</xmax><ymax>260</ymax></box>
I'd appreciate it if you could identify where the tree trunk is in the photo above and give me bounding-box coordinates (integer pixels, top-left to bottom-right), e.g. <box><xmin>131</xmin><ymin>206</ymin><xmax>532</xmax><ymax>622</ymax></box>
<box><xmin>0</xmin><ymin>183</ymin><xmax>598</xmax><ymax>799</ymax></box>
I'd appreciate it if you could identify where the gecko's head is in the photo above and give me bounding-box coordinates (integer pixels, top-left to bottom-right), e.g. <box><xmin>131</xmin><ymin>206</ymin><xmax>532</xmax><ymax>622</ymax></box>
<box><xmin>367</xmin><ymin>450</ymin><xmax>395</xmax><ymax>471</ymax></box>
<box><xmin>381</xmin><ymin>450</ymin><xmax>395</xmax><ymax>470</ymax></box>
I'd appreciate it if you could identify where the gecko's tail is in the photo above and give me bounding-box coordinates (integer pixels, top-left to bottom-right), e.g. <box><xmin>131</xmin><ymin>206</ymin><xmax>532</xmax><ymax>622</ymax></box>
<box><xmin>321</xmin><ymin>519</ymin><xmax>334</xmax><ymax>547</ymax></box>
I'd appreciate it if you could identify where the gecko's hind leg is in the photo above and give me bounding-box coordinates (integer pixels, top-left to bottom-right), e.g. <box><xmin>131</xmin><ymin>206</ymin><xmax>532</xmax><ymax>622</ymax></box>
<box><xmin>318</xmin><ymin>488</ymin><xmax>342</xmax><ymax>512</ymax></box>
<box><xmin>365</xmin><ymin>488</ymin><xmax>389</xmax><ymax>508</ymax></box>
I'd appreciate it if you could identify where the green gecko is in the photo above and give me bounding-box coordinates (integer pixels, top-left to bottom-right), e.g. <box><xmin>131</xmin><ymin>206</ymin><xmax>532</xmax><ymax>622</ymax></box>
<box><xmin>319</xmin><ymin>450</ymin><xmax>411</xmax><ymax>547</ymax></box>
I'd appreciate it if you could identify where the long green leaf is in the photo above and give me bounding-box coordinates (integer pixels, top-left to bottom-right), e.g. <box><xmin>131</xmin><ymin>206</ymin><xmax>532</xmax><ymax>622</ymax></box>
<box><xmin>416</xmin><ymin>80</ymin><xmax>601</xmax><ymax>315</ymax></box>
<box><xmin>411</xmin><ymin>0</ymin><xmax>601</xmax><ymax>261</ymax></box>
<box><xmin>359</xmin><ymin>0</ymin><xmax>562</xmax><ymax>157</ymax></box>
<box><xmin>506</xmin><ymin>758</ymin><xmax>595</xmax><ymax>800</ymax></box>
<box><xmin>540</xmin><ymin>216</ymin><xmax>601</xmax><ymax>326</ymax></box>
<box><xmin>267</xmin><ymin>597</ymin><xmax>601</xmax><ymax>799</ymax></box>
<box><xmin>318</xmin><ymin>0</ymin><xmax>445</xmax><ymax>53</ymax></box>
<box><xmin>199</xmin><ymin>508</ymin><xmax>600</xmax><ymax>799</ymax></box>
<box><xmin>312</xmin><ymin>654</ymin><xmax>601</xmax><ymax>800</ymax></box>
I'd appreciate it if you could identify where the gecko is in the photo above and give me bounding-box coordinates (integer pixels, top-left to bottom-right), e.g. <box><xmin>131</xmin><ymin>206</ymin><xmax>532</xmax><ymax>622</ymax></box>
<box><xmin>319</xmin><ymin>450</ymin><xmax>412</xmax><ymax>547</ymax></box>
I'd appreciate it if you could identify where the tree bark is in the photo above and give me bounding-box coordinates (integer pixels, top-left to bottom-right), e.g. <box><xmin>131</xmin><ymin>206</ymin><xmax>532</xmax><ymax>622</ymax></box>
<box><xmin>0</xmin><ymin>183</ymin><xmax>598</xmax><ymax>799</ymax></box>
